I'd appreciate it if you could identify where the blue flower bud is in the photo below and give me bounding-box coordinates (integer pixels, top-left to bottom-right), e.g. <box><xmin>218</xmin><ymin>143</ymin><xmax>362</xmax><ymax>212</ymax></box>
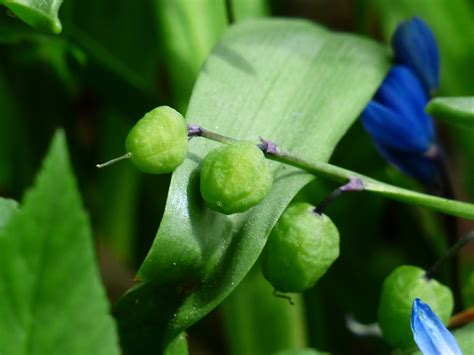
<box><xmin>362</xmin><ymin>66</ymin><xmax>435</xmax><ymax>155</ymax></box>
<box><xmin>392</xmin><ymin>17</ymin><xmax>440</xmax><ymax>95</ymax></box>
<box><xmin>411</xmin><ymin>298</ymin><xmax>462</xmax><ymax>355</ymax></box>
<box><xmin>361</xmin><ymin>65</ymin><xmax>439</xmax><ymax>183</ymax></box>
<box><xmin>374</xmin><ymin>66</ymin><xmax>434</xmax><ymax>143</ymax></box>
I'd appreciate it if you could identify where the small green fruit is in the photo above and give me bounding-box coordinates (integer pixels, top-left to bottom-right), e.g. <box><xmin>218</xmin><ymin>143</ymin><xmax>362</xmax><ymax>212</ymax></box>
<box><xmin>262</xmin><ymin>202</ymin><xmax>340</xmax><ymax>292</ymax></box>
<box><xmin>378</xmin><ymin>265</ymin><xmax>453</xmax><ymax>349</ymax></box>
<box><xmin>125</xmin><ymin>106</ymin><xmax>188</xmax><ymax>174</ymax></box>
<box><xmin>200</xmin><ymin>141</ymin><xmax>272</xmax><ymax>214</ymax></box>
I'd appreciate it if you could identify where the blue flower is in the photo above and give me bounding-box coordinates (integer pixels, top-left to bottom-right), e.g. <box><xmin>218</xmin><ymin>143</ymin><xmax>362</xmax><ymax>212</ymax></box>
<box><xmin>411</xmin><ymin>298</ymin><xmax>462</xmax><ymax>355</ymax></box>
<box><xmin>361</xmin><ymin>17</ymin><xmax>446</xmax><ymax>185</ymax></box>
<box><xmin>392</xmin><ymin>16</ymin><xmax>440</xmax><ymax>95</ymax></box>
<box><xmin>361</xmin><ymin>65</ymin><xmax>439</xmax><ymax>183</ymax></box>
<box><xmin>373</xmin><ymin>144</ymin><xmax>439</xmax><ymax>184</ymax></box>
<box><xmin>363</xmin><ymin>66</ymin><xmax>434</xmax><ymax>153</ymax></box>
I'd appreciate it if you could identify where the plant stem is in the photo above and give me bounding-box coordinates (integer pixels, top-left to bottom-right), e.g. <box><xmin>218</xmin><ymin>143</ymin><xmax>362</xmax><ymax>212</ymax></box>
<box><xmin>96</xmin><ymin>153</ymin><xmax>132</xmax><ymax>168</ymax></box>
<box><xmin>314</xmin><ymin>177</ymin><xmax>364</xmax><ymax>215</ymax></box>
<box><xmin>188</xmin><ymin>124</ymin><xmax>238</xmax><ymax>145</ymax></box>
<box><xmin>187</xmin><ymin>124</ymin><xmax>474</xmax><ymax>220</ymax></box>
<box><xmin>425</xmin><ymin>231</ymin><xmax>474</xmax><ymax>279</ymax></box>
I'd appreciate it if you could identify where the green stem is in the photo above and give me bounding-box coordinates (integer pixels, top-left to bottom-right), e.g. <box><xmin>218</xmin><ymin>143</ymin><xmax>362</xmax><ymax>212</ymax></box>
<box><xmin>189</xmin><ymin>125</ymin><xmax>238</xmax><ymax>145</ymax></box>
<box><xmin>96</xmin><ymin>152</ymin><xmax>131</xmax><ymax>169</ymax></box>
<box><xmin>425</xmin><ymin>231</ymin><xmax>474</xmax><ymax>279</ymax></box>
<box><xmin>188</xmin><ymin>124</ymin><xmax>474</xmax><ymax>220</ymax></box>
<box><xmin>314</xmin><ymin>177</ymin><xmax>364</xmax><ymax>215</ymax></box>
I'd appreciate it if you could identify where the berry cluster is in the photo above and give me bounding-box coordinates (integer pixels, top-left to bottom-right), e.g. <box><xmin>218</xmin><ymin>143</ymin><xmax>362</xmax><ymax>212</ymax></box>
<box><xmin>98</xmin><ymin>105</ymin><xmax>342</xmax><ymax>294</ymax></box>
<box><xmin>97</xmin><ymin>18</ymin><xmax>465</xmax><ymax>352</ymax></box>
<box><xmin>98</xmin><ymin>100</ymin><xmax>461</xmax><ymax>351</ymax></box>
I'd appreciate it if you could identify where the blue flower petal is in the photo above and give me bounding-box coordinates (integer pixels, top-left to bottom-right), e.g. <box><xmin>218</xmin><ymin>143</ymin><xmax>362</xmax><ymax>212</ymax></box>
<box><xmin>374</xmin><ymin>66</ymin><xmax>435</xmax><ymax>142</ymax></box>
<box><xmin>392</xmin><ymin>17</ymin><xmax>440</xmax><ymax>94</ymax></box>
<box><xmin>361</xmin><ymin>100</ymin><xmax>432</xmax><ymax>154</ymax></box>
<box><xmin>411</xmin><ymin>298</ymin><xmax>462</xmax><ymax>355</ymax></box>
<box><xmin>375</xmin><ymin>144</ymin><xmax>438</xmax><ymax>184</ymax></box>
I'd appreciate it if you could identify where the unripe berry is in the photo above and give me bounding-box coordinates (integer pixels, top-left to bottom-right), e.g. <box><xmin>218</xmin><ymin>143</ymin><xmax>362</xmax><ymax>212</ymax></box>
<box><xmin>378</xmin><ymin>265</ymin><xmax>453</xmax><ymax>349</ymax></box>
<box><xmin>125</xmin><ymin>106</ymin><xmax>188</xmax><ymax>174</ymax></box>
<box><xmin>262</xmin><ymin>202</ymin><xmax>340</xmax><ymax>293</ymax></box>
<box><xmin>200</xmin><ymin>142</ymin><xmax>272</xmax><ymax>214</ymax></box>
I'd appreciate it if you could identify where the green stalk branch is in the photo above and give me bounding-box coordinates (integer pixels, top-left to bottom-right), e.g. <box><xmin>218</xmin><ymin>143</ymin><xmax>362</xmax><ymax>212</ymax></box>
<box><xmin>188</xmin><ymin>124</ymin><xmax>474</xmax><ymax>220</ymax></box>
<box><xmin>426</xmin><ymin>231</ymin><xmax>474</xmax><ymax>279</ymax></box>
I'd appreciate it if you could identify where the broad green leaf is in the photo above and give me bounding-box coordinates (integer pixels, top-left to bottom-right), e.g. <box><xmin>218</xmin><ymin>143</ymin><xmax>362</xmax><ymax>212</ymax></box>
<box><xmin>426</xmin><ymin>97</ymin><xmax>474</xmax><ymax>128</ymax></box>
<box><xmin>0</xmin><ymin>197</ymin><xmax>18</xmax><ymax>230</ymax></box>
<box><xmin>0</xmin><ymin>131</ymin><xmax>120</xmax><ymax>355</ymax></box>
<box><xmin>232</xmin><ymin>0</ymin><xmax>270</xmax><ymax>21</ymax></box>
<box><xmin>115</xmin><ymin>18</ymin><xmax>390</xmax><ymax>352</ymax></box>
<box><xmin>452</xmin><ymin>322</ymin><xmax>474</xmax><ymax>353</ymax></box>
<box><xmin>0</xmin><ymin>0</ymin><xmax>63</xmax><ymax>34</ymax></box>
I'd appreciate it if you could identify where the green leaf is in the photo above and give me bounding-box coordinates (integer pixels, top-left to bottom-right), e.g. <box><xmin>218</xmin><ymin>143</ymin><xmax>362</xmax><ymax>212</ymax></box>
<box><xmin>0</xmin><ymin>197</ymin><xmax>18</xmax><ymax>230</ymax></box>
<box><xmin>452</xmin><ymin>322</ymin><xmax>474</xmax><ymax>353</ymax></box>
<box><xmin>0</xmin><ymin>0</ymin><xmax>63</xmax><ymax>34</ymax></box>
<box><xmin>164</xmin><ymin>333</ymin><xmax>189</xmax><ymax>355</ymax></box>
<box><xmin>0</xmin><ymin>131</ymin><xmax>120</xmax><ymax>354</ymax></box>
<box><xmin>115</xmin><ymin>18</ymin><xmax>390</xmax><ymax>353</ymax></box>
<box><xmin>155</xmin><ymin>0</ymin><xmax>228</xmax><ymax>110</ymax></box>
<box><xmin>403</xmin><ymin>322</ymin><xmax>474</xmax><ymax>354</ymax></box>
<box><xmin>232</xmin><ymin>0</ymin><xmax>270</xmax><ymax>21</ymax></box>
<box><xmin>426</xmin><ymin>97</ymin><xmax>474</xmax><ymax>128</ymax></box>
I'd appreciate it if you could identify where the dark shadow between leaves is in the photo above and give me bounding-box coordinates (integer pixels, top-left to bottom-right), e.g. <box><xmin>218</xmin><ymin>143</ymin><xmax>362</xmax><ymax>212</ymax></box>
<box><xmin>203</xmin><ymin>43</ymin><xmax>256</xmax><ymax>76</ymax></box>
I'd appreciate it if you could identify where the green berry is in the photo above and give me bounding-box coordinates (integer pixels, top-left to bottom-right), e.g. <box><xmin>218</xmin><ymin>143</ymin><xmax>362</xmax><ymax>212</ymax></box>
<box><xmin>262</xmin><ymin>202</ymin><xmax>340</xmax><ymax>292</ymax></box>
<box><xmin>200</xmin><ymin>141</ymin><xmax>272</xmax><ymax>214</ymax></box>
<box><xmin>125</xmin><ymin>106</ymin><xmax>188</xmax><ymax>174</ymax></box>
<box><xmin>378</xmin><ymin>265</ymin><xmax>453</xmax><ymax>349</ymax></box>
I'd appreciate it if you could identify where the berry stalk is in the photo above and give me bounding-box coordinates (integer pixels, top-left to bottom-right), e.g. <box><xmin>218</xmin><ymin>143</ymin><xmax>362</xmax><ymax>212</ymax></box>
<box><xmin>425</xmin><ymin>231</ymin><xmax>474</xmax><ymax>280</ymax></box>
<box><xmin>187</xmin><ymin>124</ymin><xmax>474</xmax><ymax>220</ymax></box>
